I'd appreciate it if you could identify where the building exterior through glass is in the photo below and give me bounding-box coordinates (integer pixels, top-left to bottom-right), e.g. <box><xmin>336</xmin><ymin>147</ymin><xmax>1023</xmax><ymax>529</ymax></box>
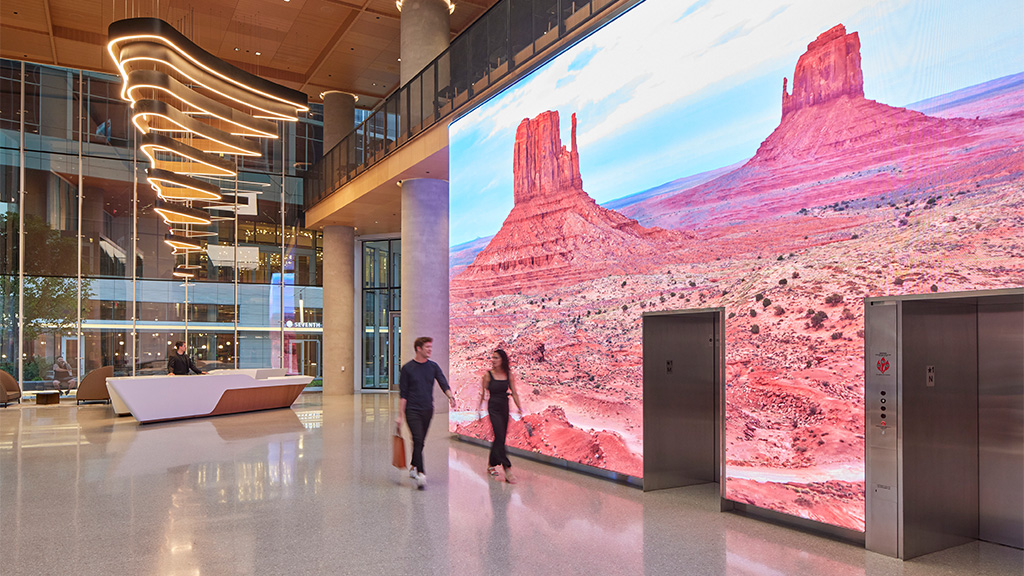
<box><xmin>0</xmin><ymin>59</ymin><xmax>326</xmax><ymax>392</ymax></box>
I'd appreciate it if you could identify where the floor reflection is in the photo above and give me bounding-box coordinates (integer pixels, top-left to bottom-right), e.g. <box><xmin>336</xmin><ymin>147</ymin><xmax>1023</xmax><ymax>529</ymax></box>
<box><xmin>0</xmin><ymin>395</ymin><xmax>1020</xmax><ymax>575</ymax></box>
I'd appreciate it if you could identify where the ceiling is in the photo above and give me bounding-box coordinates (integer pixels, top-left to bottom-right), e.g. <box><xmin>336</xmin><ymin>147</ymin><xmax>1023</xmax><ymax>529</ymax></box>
<box><xmin>0</xmin><ymin>0</ymin><xmax>500</xmax><ymax>107</ymax></box>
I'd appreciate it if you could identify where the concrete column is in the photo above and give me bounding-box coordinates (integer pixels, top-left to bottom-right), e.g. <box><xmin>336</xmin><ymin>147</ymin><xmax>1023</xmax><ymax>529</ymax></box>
<box><xmin>400</xmin><ymin>0</ymin><xmax>451</xmax><ymax>85</ymax></box>
<box><xmin>322</xmin><ymin>91</ymin><xmax>356</xmax><ymax>153</ymax></box>
<box><xmin>400</xmin><ymin>178</ymin><xmax>449</xmax><ymax>410</ymax></box>
<box><xmin>322</xmin><ymin>225</ymin><xmax>355</xmax><ymax>395</ymax></box>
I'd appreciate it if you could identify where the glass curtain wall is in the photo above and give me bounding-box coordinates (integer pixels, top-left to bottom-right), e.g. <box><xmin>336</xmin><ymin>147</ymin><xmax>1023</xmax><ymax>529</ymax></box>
<box><xmin>0</xmin><ymin>59</ymin><xmax>324</xmax><ymax>394</ymax></box>
<box><xmin>361</xmin><ymin>239</ymin><xmax>400</xmax><ymax>390</ymax></box>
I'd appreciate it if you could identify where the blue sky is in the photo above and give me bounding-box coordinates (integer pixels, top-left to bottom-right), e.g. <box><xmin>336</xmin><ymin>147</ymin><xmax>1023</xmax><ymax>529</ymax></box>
<box><xmin>449</xmin><ymin>0</ymin><xmax>1024</xmax><ymax>247</ymax></box>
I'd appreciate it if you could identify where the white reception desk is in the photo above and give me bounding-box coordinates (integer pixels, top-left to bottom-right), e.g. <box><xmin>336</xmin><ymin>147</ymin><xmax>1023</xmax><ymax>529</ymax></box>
<box><xmin>106</xmin><ymin>369</ymin><xmax>312</xmax><ymax>423</ymax></box>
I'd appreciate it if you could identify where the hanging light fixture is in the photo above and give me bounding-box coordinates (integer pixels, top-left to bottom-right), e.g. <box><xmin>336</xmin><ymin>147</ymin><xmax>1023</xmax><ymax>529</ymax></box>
<box><xmin>108</xmin><ymin>17</ymin><xmax>308</xmax><ymax>276</ymax></box>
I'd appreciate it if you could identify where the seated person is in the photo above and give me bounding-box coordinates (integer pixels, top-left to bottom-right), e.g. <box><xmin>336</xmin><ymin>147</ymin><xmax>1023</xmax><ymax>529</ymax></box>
<box><xmin>167</xmin><ymin>341</ymin><xmax>204</xmax><ymax>376</ymax></box>
<box><xmin>52</xmin><ymin>356</ymin><xmax>76</xmax><ymax>395</ymax></box>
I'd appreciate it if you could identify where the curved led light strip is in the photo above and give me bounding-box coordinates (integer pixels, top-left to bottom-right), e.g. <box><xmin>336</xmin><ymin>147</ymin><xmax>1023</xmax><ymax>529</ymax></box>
<box><xmin>109</xmin><ymin>17</ymin><xmax>306</xmax><ymax>276</ymax></box>
<box><xmin>164</xmin><ymin>233</ymin><xmax>204</xmax><ymax>251</ymax></box>
<box><xmin>108</xmin><ymin>18</ymin><xmax>307</xmax><ymax>113</ymax></box>
<box><xmin>125</xmin><ymin>70</ymin><xmax>278</xmax><ymax>137</ymax></box>
<box><xmin>147</xmin><ymin>169</ymin><xmax>223</xmax><ymax>201</ymax></box>
<box><xmin>132</xmin><ymin>99</ymin><xmax>261</xmax><ymax>157</ymax></box>
<box><xmin>140</xmin><ymin>133</ymin><xmax>237</xmax><ymax>177</ymax></box>
<box><xmin>154</xmin><ymin>202</ymin><xmax>213</xmax><ymax>226</ymax></box>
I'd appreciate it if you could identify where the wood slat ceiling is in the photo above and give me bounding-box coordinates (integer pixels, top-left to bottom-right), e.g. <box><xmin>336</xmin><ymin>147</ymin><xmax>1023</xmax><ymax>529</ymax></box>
<box><xmin>0</xmin><ymin>0</ymin><xmax>500</xmax><ymax>107</ymax></box>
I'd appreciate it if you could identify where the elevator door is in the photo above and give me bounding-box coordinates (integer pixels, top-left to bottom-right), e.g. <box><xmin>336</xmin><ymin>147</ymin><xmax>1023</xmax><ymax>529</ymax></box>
<box><xmin>642</xmin><ymin>310</ymin><xmax>721</xmax><ymax>491</ymax></box>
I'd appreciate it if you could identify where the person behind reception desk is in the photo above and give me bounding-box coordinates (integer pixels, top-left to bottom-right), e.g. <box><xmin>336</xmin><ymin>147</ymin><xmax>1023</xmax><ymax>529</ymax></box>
<box><xmin>167</xmin><ymin>341</ymin><xmax>204</xmax><ymax>376</ymax></box>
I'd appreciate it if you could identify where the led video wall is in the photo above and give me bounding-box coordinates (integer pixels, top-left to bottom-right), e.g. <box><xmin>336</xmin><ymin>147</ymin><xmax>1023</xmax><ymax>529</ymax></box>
<box><xmin>448</xmin><ymin>0</ymin><xmax>1024</xmax><ymax>531</ymax></box>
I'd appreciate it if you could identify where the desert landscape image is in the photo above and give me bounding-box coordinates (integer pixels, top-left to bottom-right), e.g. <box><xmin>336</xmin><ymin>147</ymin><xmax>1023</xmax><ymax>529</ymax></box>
<box><xmin>448</xmin><ymin>0</ymin><xmax>1023</xmax><ymax>531</ymax></box>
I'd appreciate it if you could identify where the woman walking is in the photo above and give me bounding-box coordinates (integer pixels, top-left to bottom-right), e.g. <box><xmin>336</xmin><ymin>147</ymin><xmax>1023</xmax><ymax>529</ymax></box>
<box><xmin>478</xmin><ymin>349</ymin><xmax>523</xmax><ymax>483</ymax></box>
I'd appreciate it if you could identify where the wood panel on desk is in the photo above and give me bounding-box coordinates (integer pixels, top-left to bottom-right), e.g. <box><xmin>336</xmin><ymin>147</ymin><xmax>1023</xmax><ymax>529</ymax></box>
<box><xmin>209</xmin><ymin>384</ymin><xmax>308</xmax><ymax>416</ymax></box>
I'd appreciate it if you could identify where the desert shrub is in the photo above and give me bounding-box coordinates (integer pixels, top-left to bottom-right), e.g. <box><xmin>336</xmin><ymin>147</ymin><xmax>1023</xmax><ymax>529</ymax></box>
<box><xmin>810</xmin><ymin>311</ymin><xmax>828</xmax><ymax>329</ymax></box>
<box><xmin>824</xmin><ymin>293</ymin><xmax>844</xmax><ymax>306</ymax></box>
<box><xmin>750</xmin><ymin>324</ymin><xmax>760</xmax><ymax>334</ymax></box>
<box><xmin>894</xmin><ymin>277</ymin><xmax>904</xmax><ymax>286</ymax></box>
<box><xmin>831</xmin><ymin>331</ymin><xmax>843</xmax><ymax>340</ymax></box>
<box><xmin>762</xmin><ymin>298</ymin><xmax>772</xmax><ymax>308</ymax></box>
<box><xmin>622</xmin><ymin>280</ymin><xmax>627</xmax><ymax>287</ymax></box>
<box><xmin>930</xmin><ymin>284</ymin><xmax>939</xmax><ymax>292</ymax></box>
<box><xmin>755</xmin><ymin>293</ymin><xmax>764</xmax><ymax>301</ymax></box>
<box><xmin>841</xmin><ymin>308</ymin><xmax>855</xmax><ymax>320</ymax></box>
<box><xmin>660</xmin><ymin>296</ymin><xmax>666</xmax><ymax>303</ymax></box>
<box><xmin>728</xmin><ymin>312</ymin><xmax>736</xmax><ymax>319</ymax></box>
<box><xmin>688</xmin><ymin>280</ymin><xmax>696</xmax><ymax>287</ymax></box>
<box><xmin>669</xmin><ymin>292</ymin><xmax>676</xmax><ymax>297</ymax></box>
<box><xmin>805</xmin><ymin>308</ymin><xmax>816</xmax><ymax>317</ymax></box>
<box><xmin>777</xmin><ymin>255</ymin><xmax>784</xmax><ymax>261</ymax></box>
<box><xmin>779</xmin><ymin>278</ymin><xmax>788</xmax><ymax>285</ymax></box>
<box><xmin>622</xmin><ymin>304</ymin><xmax>628</xmax><ymax>312</ymax></box>
<box><xmin>773</xmin><ymin>305</ymin><xmax>785</xmax><ymax>316</ymax></box>
<box><xmin>749</xmin><ymin>309</ymin><xmax>757</xmax><ymax>317</ymax></box>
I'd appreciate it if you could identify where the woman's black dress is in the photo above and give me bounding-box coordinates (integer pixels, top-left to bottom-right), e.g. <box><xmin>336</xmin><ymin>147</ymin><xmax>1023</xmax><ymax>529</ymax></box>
<box><xmin>487</xmin><ymin>371</ymin><xmax>512</xmax><ymax>468</ymax></box>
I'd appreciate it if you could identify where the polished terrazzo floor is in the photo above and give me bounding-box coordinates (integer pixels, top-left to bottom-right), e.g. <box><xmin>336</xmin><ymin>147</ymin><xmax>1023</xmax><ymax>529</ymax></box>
<box><xmin>1</xmin><ymin>394</ymin><xmax>1021</xmax><ymax>576</ymax></box>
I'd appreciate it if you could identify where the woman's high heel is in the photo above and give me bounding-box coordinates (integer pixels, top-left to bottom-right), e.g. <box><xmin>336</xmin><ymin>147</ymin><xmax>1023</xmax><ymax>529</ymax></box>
<box><xmin>487</xmin><ymin>466</ymin><xmax>499</xmax><ymax>478</ymax></box>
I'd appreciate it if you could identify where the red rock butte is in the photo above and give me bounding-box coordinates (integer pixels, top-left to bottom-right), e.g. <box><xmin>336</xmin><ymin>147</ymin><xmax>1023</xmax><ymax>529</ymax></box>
<box><xmin>450</xmin><ymin>110</ymin><xmax>687</xmax><ymax>299</ymax></box>
<box><xmin>782</xmin><ymin>24</ymin><xmax>864</xmax><ymax>117</ymax></box>
<box><xmin>630</xmin><ymin>23</ymin><xmax>985</xmax><ymax>231</ymax></box>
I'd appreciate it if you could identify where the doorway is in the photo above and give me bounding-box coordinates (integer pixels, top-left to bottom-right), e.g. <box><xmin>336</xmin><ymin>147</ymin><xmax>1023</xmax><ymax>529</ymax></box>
<box><xmin>642</xmin><ymin>308</ymin><xmax>723</xmax><ymax>491</ymax></box>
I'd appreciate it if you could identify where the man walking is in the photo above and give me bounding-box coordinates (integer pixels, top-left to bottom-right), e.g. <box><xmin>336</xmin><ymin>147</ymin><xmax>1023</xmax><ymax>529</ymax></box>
<box><xmin>167</xmin><ymin>341</ymin><xmax>204</xmax><ymax>376</ymax></box>
<box><xmin>396</xmin><ymin>337</ymin><xmax>456</xmax><ymax>489</ymax></box>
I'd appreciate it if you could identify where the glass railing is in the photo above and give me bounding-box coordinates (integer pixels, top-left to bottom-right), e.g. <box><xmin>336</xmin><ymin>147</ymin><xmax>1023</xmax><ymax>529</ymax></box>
<box><xmin>303</xmin><ymin>0</ymin><xmax>622</xmax><ymax>209</ymax></box>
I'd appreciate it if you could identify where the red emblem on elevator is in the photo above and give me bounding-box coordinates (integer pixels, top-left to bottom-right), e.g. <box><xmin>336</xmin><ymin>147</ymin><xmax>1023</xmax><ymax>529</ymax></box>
<box><xmin>877</xmin><ymin>357</ymin><xmax>890</xmax><ymax>374</ymax></box>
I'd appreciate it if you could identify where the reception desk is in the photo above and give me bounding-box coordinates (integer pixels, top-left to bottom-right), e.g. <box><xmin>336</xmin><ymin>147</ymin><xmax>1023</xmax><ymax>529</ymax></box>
<box><xmin>106</xmin><ymin>370</ymin><xmax>313</xmax><ymax>423</ymax></box>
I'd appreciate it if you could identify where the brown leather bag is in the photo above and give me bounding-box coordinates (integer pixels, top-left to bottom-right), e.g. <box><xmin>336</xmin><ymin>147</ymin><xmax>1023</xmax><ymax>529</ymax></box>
<box><xmin>392</xmin><ymin>428</ymin><xmax>406</xmax><ymax>469</ymax></box>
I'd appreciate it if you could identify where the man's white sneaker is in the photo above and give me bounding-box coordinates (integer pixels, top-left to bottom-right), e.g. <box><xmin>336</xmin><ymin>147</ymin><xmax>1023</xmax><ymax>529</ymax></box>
<box><xmin>416</xmin><ymin>473</ymin><xmax>426</xmax><ymax>489</ymax></box>
<box><xmin>409</xmin><ymin>467</ymin><xmax>417</xmax><ymax>479</ymax></box>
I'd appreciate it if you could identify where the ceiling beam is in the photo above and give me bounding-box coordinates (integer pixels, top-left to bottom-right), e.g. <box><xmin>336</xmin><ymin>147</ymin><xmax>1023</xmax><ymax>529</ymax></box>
<box><xmin>42</xmin><ymin>0</ymin><xmax>59</xmax><ymax>65</ymax></box>
<box><xmin>300</xmin><ymin>1</ymin><xmax>369</xmax><ymax>97</ymax></box>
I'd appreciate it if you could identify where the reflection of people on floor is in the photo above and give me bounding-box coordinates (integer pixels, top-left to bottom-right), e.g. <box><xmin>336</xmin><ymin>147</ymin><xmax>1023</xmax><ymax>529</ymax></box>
<box><xmin>478</xmin><ymin>349</ymin><xmax>523</xmax><ymax>484</ymax></box>
<box><xmin>486</xmin><ymin>480</ymin><xmax>513</xmax><ymax>572</ymax></box>
<box><xmin>52</xmin><ymin>356</ymin><xmax>76</xmax><ymax>395</ymax></box>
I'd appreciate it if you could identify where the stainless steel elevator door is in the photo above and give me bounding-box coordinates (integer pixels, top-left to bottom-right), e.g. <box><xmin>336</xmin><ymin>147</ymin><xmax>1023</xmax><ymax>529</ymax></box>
<box><xmin>978</xmin><ymin>297</ymin><xmax>1024</xmax><ymax>549</ymax></box>
<box><xmin>901</xmin><ymin>300</ymin><xmax>979</xmax><ymax>559</ymax></box>
<box><xmin>642</xmin><ymin>312</ymin><xmax>718</xmax><ymax>491</ymax></box>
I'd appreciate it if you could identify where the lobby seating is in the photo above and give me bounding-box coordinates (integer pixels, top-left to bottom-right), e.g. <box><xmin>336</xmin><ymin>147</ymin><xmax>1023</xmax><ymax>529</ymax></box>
<box><xmin>0</xmin><ymin>370</ymin><xmax>22</xmax><ymax>407</ymax></box>
<box><xmin>76</xmin><ymin>366</ymin><xmax>114</xmax><ymax>405</ymax></box>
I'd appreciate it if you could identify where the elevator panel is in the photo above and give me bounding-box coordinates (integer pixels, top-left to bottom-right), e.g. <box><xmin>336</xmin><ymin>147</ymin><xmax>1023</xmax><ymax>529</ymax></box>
<box><xmin>642</xmin><ymin>310</ymin><xmax>721</xmax><ymax>491</ymax></box>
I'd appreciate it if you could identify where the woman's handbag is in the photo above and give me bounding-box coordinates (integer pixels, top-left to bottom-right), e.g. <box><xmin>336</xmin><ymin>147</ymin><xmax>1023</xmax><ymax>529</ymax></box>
<box><xmin>392</xmin><ymin>424</ymin><xmax>406</xmax><ymax>469</ymax></box>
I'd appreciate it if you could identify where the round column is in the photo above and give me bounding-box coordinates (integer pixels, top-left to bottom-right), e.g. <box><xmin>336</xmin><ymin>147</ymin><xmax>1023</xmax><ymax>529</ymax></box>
<box><xmin>400</xmin><ymin>178</ymin><xmax>449</xmax><ymax>409</ymax></box>
<box><xmin>399</xmin><ymin>0</ymin><xmax>451</xmax><ymax>85</ymax></box>
<box><xmin>322</xmin><ymin>91</ymin><xmax>356</xmax><ymax>153</ymax></box>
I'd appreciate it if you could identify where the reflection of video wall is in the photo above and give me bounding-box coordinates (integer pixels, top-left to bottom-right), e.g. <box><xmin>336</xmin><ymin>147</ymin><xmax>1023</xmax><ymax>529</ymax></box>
<box><xmin>448</xmin><ymin>0</ymin><xmax>1024</xmax><ymax>531</ymax></box>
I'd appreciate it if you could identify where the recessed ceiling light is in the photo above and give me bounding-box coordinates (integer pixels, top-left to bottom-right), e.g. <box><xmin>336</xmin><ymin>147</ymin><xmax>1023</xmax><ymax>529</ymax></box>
<box><xmin>255</xmin><ymin>52</ymin><xmax>261</xmax><ymax>56</ymax></box>
<box><xmin>234</xmin><ymin>47</ymin><xmax>239</xmax><ymax>51</ymax></box>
